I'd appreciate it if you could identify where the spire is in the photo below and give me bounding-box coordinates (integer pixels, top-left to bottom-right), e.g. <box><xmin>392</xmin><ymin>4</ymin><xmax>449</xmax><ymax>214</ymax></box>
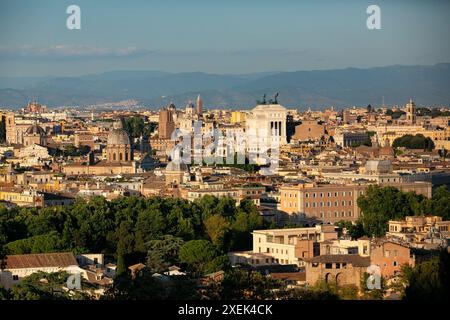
<box><xmin>196</xmin><ymin>94</ymin><xmax>203</xmax><ymax>115</ymax></box>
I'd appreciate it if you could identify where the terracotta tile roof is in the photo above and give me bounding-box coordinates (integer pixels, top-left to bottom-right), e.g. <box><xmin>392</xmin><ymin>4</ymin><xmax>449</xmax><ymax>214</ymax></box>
<box><xmin>5</xmin><ymin>252</ymin><xmax>78</xmax><ymax>269</ymax></box>
<box><xmin>307</xmin><ymin>254</ymin><xmax>370</xmax><ymax>267</ymax></box>
<box><xmin>270</xmin><ymin>272</ymin><xmax>306</xmax><ymax>281</ymax></box>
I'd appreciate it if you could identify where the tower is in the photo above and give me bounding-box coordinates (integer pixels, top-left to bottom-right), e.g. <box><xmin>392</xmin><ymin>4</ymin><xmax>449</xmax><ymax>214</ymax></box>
<box><xmin>406</xmin><ymin>98</ymin><xmax>416</xmax><ymax>125</ymax></box>
<box><xmin>196</xmin><ymin>94</ymin><xmax>203</xmax><ymax>116</ymax></box>
<box><xmin>158</xmin><ymin>107</ymin><xmax>175</xmax><ymax>139</ymax></box>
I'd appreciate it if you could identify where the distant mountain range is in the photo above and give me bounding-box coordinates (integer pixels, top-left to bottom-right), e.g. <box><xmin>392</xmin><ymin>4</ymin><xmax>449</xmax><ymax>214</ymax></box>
<box><xmin>0</xmin><ymin>63</ymin><xmax>449</xmax><ymax>109</ymax></box>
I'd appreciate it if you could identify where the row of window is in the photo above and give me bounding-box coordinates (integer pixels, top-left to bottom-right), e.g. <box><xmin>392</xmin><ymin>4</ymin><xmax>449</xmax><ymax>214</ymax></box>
<box><xmin>305</xmin><ymin>200</ymin><xmax>353</xmax><ymax>208</ymax></box>
<box><xmin>252</xmin><ymin>258</ymin><xmax>290</xmax><ymax>265</ymax></box>
<box><xmin>320</xmin><ymin>211</ymin><xmax>354</xmax><ymax>218</ymax></box>
<box><xmin>285</xmin><ymin>191</ymin><xmax>365</xmax><ymax>199</ymax></box>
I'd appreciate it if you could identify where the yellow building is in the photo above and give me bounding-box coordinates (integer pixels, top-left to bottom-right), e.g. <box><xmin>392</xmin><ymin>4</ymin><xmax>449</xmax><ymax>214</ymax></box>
<box><xmin>230</xmin><ymin>111</ymin><xmax>246</xmax><ymax>124</ymax></box>
<box><xmin>0</xmin><ymin>188</ymin><xmax>43</xmax><ymax>207</ymax></box>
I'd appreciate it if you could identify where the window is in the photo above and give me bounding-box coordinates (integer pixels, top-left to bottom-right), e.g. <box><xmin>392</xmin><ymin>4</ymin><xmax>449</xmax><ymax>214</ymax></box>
<box><xmin>13</xmin><ymin>275</ymin><xmax>19</xmax><ymax>281</ymax></box>
<box><xmin>393</xmin><ymin>261</ymin><xmax>398</xmax><ymax>267</ymax></box>
<box><xmin>336</xmin><ymin>263</ymin><xmax>341</xmax><ymax>269</ymax></box>
<box><xmin>325</xmin><ymin>263</ymin><xmax>332</xmax><ymax>269</ymax></box>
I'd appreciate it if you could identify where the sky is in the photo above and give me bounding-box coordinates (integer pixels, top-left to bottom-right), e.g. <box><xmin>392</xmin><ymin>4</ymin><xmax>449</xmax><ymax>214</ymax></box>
<box><xmin>0</xmin><ymin>0</ymin><xmax>449</xmax><ymax>77</ymax></box>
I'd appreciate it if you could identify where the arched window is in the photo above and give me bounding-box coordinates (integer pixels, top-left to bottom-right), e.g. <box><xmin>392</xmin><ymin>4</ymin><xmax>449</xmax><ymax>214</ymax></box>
<box><xmin>119</xmin><ymin>153</ymin><xmax>123</xmax><ymax>161</ymax></box>
<box><xmin>113</xmin><ymin>153</ymin><xmax>116</xmax><ymax>161</ymax></box>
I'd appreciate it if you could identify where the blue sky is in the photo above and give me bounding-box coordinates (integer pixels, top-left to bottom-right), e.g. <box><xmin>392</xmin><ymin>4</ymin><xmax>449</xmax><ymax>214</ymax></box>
<box><xmin>0</xmin><ymin>0</ymin><xmax>449</xmax><ymax>76</ymax></box>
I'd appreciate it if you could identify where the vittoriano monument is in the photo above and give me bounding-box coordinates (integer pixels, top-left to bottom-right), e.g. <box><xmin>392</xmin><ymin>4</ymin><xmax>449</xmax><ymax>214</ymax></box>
<box><xmin>257</xmin><ymin>92</ymin><xmax>279</xmax><ymax>105</ymax></box>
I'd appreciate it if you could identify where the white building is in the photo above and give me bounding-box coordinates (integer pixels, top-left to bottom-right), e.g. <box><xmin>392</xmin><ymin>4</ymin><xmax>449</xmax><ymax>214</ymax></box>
<box><xmin>246</xmin><ymin>103</ymin><xmax>287</xmax><ymax>154</ymax></box>
<box><xmin>0</xmin><ymin>252</ymin><xmax>83</xmax><ymax>289</ymax></box>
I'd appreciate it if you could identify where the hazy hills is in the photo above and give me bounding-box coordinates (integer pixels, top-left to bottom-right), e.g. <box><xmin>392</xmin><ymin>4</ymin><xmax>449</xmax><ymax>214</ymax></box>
<box><xmin>0</xmin><ymin>63</ymin><xmax>449</xmax><ymax>109</ymax></box>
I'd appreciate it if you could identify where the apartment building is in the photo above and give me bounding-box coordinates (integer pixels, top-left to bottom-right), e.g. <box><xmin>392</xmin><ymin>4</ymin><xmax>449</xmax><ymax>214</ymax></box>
<box><xmin>280</xmin><ymin>181</ymin><xmax>432</xmax><ymax>223</ymax></box>
<box><xmin>280</xmin><ymin>183</ymin><xmax>365</xmax><ymax>223</ymax></box>
<box><xmin>388</xmin><ymin>215</ymin><xmax>450</xmax><ymax>241</ymax></box>
<box><xmin>229</xmin><ymin>225</ymin><xmax>338</xmax><ymax>267</ymax></box>
<box><xmin>182</xmin><ymin>185</ymin><xmax>265</xmax><ymax>206</ymax></box>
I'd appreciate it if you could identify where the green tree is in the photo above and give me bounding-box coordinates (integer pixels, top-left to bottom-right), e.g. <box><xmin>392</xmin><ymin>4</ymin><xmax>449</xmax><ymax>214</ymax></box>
<box><xmin>357</xmin><ymin>186</ymin><xmax>423</xmax><ymax>237</ymax></box>
<box><xmin>4</xmin><ymin>231</ymin><xmax>63</xmax><ymax>254</ymax></box>
<box><xmin>146</xmin><ymin>235</ymin><xmax>184</xmax><ymax>273</ymax></box>
<box><xmin>430</xmin><ymin>185</ymin><xmax>450</xmax><ymax>220</ymax></box>
<box><xmin>178</xmin><ymin>240</ymin><xmax>221</xmax><ymax>276</ymax></box>
<box><xmin>204</xmin><ymin>214</ymin><xmax>230</xmax><ymax>249</ymax></box>
<box><xmin>134</xmin><ymin>209</ymin><xmax>165</xmax><ymax>252</ymax></box>
<box><xmin>398</xmin><ymin>250</ymin><xmax>450</xmax><ymax>301</ymax></box>
<box><xmin>9</xmin><ymin>271</ymin><xmax>88</xmax><ymax>300</ymax></box>
<box><xmin>392</xmin><ymin>134</ymin><xmax>435</xmax><ymax>151</ymax></box>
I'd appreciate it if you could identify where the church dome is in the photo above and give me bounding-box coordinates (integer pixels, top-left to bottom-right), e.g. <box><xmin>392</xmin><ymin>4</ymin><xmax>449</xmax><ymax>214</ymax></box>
<box><xmin>166</xmin><ymin>160</ymin><xmax>188</xmax><ymax>172</ymax></box>
<box><xmin>107</xmin><ymin>128</ymin><xmax>130</xmax><ymax>146</ymax></box>
<box><xmin>25</xmin><ymin>124</ymin><xmax>45</xmax><ymax>135</ymax></box>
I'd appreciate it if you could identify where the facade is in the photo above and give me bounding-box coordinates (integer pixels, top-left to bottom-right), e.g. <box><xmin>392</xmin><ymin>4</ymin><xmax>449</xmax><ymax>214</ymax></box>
<box><xmin>292</xmin><ymin>120</ymin><xmax>326</xmax><ymax>142</ymax></box>
<box><xmin>246</xmin><ymin>104</ymin><xmax>287</xmax><ymax>153</ymax></box>
<box><xmin>183</xmin><ymin>185</ymin><xmax>264</xmax><ymax>206</ymax></box>
<box><xmin>230</xmin><ymin>111</ymin><xmax>246</xmax><ymax>124</ymax></box>
<box><xmin>388</xmin><ymin>216</ymin><xmax>450</xmax><ymax>241</ymax></box>
<box><xmin>280</xmin><ymin>183</ymin><xmax>365</xmax><ymax>223</ymax></box>
<box><xmin>244</xmin><ymin>225</ymin><xmax>337</xmax><ymax>266</ymax></box>
<box><xmin>0</xmin><ymin>252</ymin><xmax>82</xmax><ymax>290</ymax></box>
<box><xmin>333</xmin><ymin>131</ymin><xmax>370</xmax><ymax>147</ymax></box>
<box><xmin>305</xmin><ymin>254</ymin><xmax>370</xmax><ymax>288</ymax></box>
<box><xmin>74</xmin><ymin>131</ymin><xmax>95</xmax><ymax>149</ymax></box>
<box><xmin>279</xmin><ymin>181</ymin><xmax>432</xmax><ymax>223</ymax></box>
<box><xmin>370</xmin><ymin>240</ymin><xmax>414</xmax><ymax>278</ymax></box>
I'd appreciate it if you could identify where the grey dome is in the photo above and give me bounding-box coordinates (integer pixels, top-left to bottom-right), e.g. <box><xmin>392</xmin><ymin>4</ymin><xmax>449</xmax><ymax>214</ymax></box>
<box><xmin>107</xmin><ymin>128</ymin><xmax>130</xmax><ymax>145</ymax></box>
<box><xmin>25</xmin><ymin>124</ymin><xmax>45</xmax><ymax>135</ymax></box>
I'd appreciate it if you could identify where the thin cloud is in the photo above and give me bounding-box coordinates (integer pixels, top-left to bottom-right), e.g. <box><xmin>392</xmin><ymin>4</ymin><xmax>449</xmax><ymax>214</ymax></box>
<box><xmin>0</xmin><ymin>45</ymin><xmax>156</xmax><ymax>60</ymax></box>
